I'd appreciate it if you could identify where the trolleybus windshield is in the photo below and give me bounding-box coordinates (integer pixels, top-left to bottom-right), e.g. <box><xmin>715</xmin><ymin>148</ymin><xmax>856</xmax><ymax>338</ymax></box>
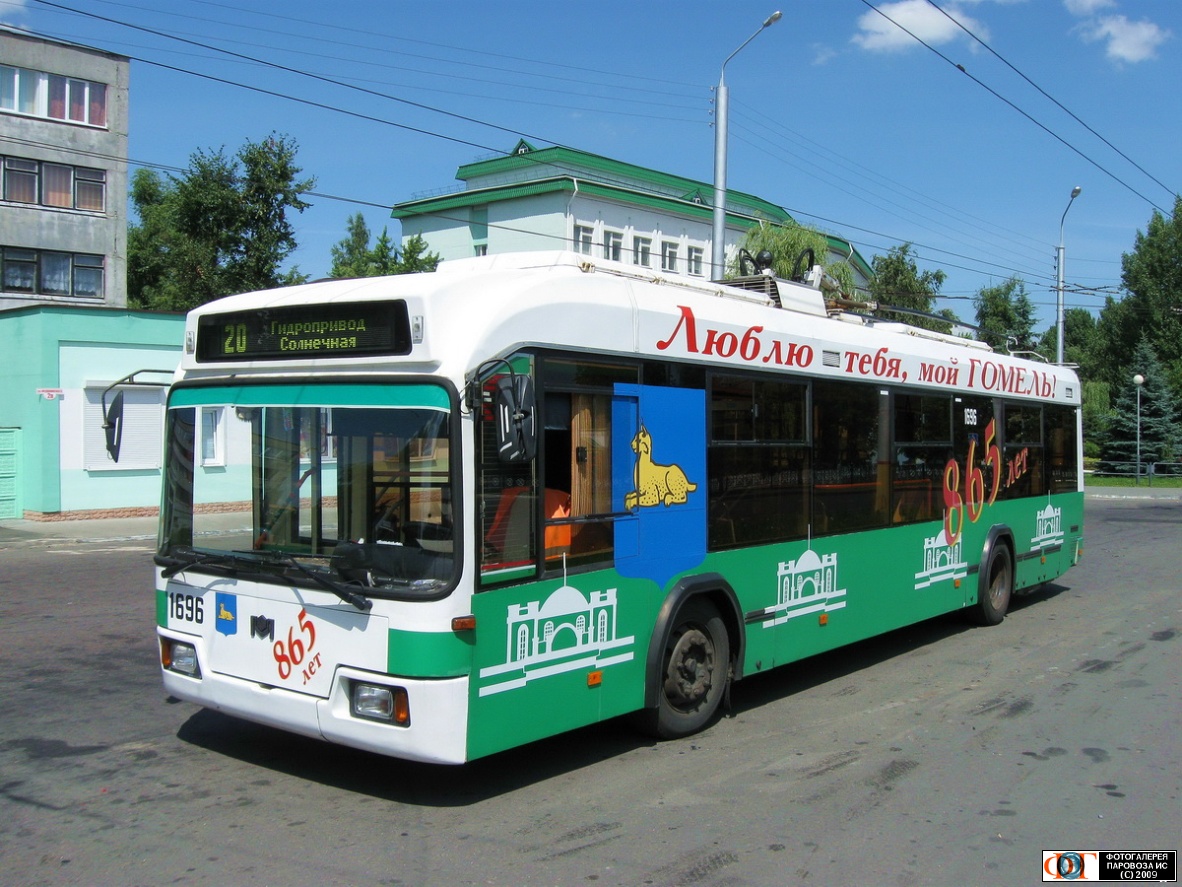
<box><xmin>157</xmin><ymin>383</ymin><xmax>456</xmax><ymax>600</ymax></box>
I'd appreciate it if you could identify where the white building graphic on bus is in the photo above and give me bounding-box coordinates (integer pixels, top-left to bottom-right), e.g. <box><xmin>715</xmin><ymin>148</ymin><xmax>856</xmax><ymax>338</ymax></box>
<box><xmin>478</xmin><ymin>583</ymin><xmax>635</xmax><ymax>696</ymax></box>
<box><xmin>1031</xmin><ymin>502</ymin><xmax>1064</xmax><ymax>550</ymax></box>
<box><xmin>761</xmin><ymin>547</ymin><xmax>848</xmax><ymax>627</ymax></box>
<box><xmin>914</xmin><ymin>532</ymin><xmax>968</xmax><ymax>589</ymax></box>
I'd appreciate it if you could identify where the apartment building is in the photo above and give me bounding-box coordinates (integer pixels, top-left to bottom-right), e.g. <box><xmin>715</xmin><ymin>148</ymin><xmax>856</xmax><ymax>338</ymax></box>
<box><xmin>1</xmin><ymin>26</ymin><xmax>129</xmax><ymax>311</ymax></box>
<box><xmin>0</xmin><ymin>30</ymin><xmax>185</xmax><ymax>521</ymax></box>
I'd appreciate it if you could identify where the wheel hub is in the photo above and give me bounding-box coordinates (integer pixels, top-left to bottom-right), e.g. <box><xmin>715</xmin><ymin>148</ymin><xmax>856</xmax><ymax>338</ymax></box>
<box><xmin>664</xmin><ymin>627</ymin><xmax>714</xmax><ymax>708</ymax></box>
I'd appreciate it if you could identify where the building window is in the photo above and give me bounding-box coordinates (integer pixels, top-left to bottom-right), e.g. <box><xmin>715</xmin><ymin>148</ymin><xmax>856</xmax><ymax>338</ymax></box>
<box><xmin>603</xmin><ymin>230</ymin><xmax>622</xmax><ymax>262</ymax></box>
<box><xmin>40</xmin><ymin>252</ymin><xmax>71</xmax><ymax>295</ymax></box>
<box><xmin>1</xmin><ymin>65</ymin><xmax>107</xmax><ymax>127</ymax></box>
<box><xmin>661</xmin><ymin>241</ymin><xmax>678</xmax><ymax>273</ymax></box>
<box><xmin>43</xmin><ymin>163</ymin><xmax>72</xmax><ymax>207</ymax></box>
<box><xmin>469</xmin><ymin>204</ymin><xmax>488</xmax><ymax>255</ymax></box>
<box><xmin>573</xmin><ymin>225</ymin><xmax>593</xmax><ymax>255</ymax></box>
<box><xmin>687</xmin><ymin>246</ymin><xmax>704</xmax><ymax>276</ymax></box>
<box><xmin>73</xmin><ymin>254</ymin><xmax>104</xmax><ymax>297</ymax></box>
<box><xmin>1</xmin><ymin>246</ymin><xmax>105</xmax><ymax>298</ymax></box>
<box><xmin>201</xmin><ymin>407</ymin><xmax>224</xmax><ymax>466</ymax></box>
<box><xmin>2</xmin><ymin>247</ymin><xmax>35</xmax><ymax>291</ymax></box>
<box><xmin>0</xmin><ymin>64</ymin><xmax>40</xmax><ymax>115</ymax></box>
<box><xmin>3</xmin><ymin>158</ymin><xmax>37</xmax><ymax>203</ymax></box>
<box><xmin>83</xmin><ymin>385</ymin><xmax>164</xmax><ymax>471</ymax></box>
<box><xmin>632</xmin><ymin>236</ymin><xmax>651</xmax><ymax>267</ymax></box>
<box><xmin>2</xmin><ymin>157</ymin><xmax>106</xmax><ymax>212</ymax></box>
<box><xmin>75</xmin><ymin>167</ymin><xmax>106</xmax><ymax>212</ymax></box>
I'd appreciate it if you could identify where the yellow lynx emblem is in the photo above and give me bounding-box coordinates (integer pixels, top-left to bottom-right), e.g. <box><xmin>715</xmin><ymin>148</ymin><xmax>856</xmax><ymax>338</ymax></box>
<box><xmin>218</xmin><ymin>602</ymin><xmax>234</xmax><ymax>622</ymax></box>
<box><xmin>624</xmin><ymin>425</ymin><xmax>698</xmax><ymax>509</ymax></box>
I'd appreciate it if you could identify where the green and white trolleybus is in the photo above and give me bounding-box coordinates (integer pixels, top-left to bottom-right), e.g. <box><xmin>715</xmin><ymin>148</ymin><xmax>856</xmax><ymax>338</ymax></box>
<box><xmin>155</xmin><ymin>250</ymin><xmax>1083</xmax><ymax>764</ymax></box>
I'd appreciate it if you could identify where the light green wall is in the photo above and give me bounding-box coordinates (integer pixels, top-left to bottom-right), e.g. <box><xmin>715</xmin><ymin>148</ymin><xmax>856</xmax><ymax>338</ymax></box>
<box><xmin>0</xmin><ymin>306</ymin><xmax>184</xmax><ymax>515</ymax></box>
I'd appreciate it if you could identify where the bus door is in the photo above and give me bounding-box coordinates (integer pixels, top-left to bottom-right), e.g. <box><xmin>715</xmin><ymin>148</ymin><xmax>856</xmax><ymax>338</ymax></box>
<box><xmin>611</xmin><ymin>384</ymin><xmax>707</xmax><ymax>589</ymax></box>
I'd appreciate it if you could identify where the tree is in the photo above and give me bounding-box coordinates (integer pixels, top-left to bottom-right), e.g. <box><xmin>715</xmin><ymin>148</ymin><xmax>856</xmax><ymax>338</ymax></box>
<box><xmin>1098</xmin><ymin>337</ymin><xmax>1179</xmax><ymax>473</ymax></box>
<box><xmin>974</xmin><ymin>277</ymin><xmax>1038</xmax><ymax>354</ymax></box>
<box><xmin>733</xmin><ymin>222</ymin><xmax>856</xmax><ymax>300</ymax></box>
<box><xmin>868</xmin><ymin>243</ymin><xmax>954</xmax><ymax>333</ymax></box>
<box><xmin>1037</xmin><ymin>307</ymin><xmax>1099</xmax><ymax>373</ymax></box>
<box><xmin>328</xmin><ymin>214</ymin><xmax>441</xmax><ymax>278</ymax></box>
<box><xmin>1081</xmin><ymin>379</ymin><xmax>1114</xmax><ymax>460</ymax></box>
<box><xmin>396</xmin><ymin>232</ymin><xmax>442</xmax><ymax>275</ymax></box>
<box><xmin>329</xmin><ymin>213</ymin><xmax>377</xmax><ymax>278</ymax></box>
<box><xmin>1093</xmin><ymin>195</ymin><xmax>1182</xmax><ymax>399</ymax></box>
<box><xmin>128</xmin><ymin>134</ymin><xmax>315</xmax><ymax>311</ymax></box>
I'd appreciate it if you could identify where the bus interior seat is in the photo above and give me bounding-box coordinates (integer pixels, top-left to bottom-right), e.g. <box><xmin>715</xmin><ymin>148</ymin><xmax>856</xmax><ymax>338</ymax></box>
<box><xmin>485</xmin><ymin>488</ymin><xmax>572</xmax><ymax>564</ymax></box>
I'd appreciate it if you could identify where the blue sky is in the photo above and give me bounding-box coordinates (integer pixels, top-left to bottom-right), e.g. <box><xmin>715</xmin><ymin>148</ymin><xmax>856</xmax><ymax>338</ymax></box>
<box><xmin>4</xmin><ymin>0</ymin><xmax>1177</xmax><ymax>332</ymax></box>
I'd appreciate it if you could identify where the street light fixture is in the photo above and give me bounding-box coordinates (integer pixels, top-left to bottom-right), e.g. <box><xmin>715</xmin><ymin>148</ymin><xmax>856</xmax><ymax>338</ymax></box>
<box><xmin>711</xmin><ymin>10</ymin><xmax>782</xmax><ymax>280</ymax></box>
<box><xmin>1134</xmin><ymin>373</ymin><xmax>1144</xmax><ymax>484</ymax></box>
<box><xmin>1056</xmin><ymin>185</ymin><xmax>1082</xmax><ymax>364</ymax></box>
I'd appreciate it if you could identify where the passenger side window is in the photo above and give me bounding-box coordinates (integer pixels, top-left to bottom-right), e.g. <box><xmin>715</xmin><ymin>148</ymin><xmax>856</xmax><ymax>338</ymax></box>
<box><xmin>708</xmin><ymin>374</ymin><xmax>810</xmax><ymax>549</ymax></box>
<box><xmin>812</xmin><ymin>380</ymin><xmax>888</xmax><ymax>534</ymax></box>
<box><xmin>892</xmin><ymin>393</ymin><xmax>952</xmax><ymax>524</ymax></box>
<box><xmin>1001</xmin><ymin>402</ymin><xmax>1043</xmax><ymax>499</ymax></box>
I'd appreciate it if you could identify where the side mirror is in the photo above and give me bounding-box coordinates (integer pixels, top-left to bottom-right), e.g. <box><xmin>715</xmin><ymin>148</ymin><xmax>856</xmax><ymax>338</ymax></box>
<box><xmin>103</xmin><ymin>390</ymin><xmax>125</xmax><ymax>462</ymax></box>
<box><xmin>494</xmin><ymin>374</ymin><xmax>536</xmax><ymax>463</ymax></box>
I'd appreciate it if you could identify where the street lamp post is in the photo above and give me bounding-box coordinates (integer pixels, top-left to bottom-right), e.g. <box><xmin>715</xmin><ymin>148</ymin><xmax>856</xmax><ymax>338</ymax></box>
<box><xmin>711</xmin><ymin>10</ymin><xmax>782</xmax><ymax>280</ymax></box>
<box><xmin>1134</xmin><ymin>373</ymin><xmax>1144</xmax><ymax>485</ymax></box>
<box><xmin>1056</xmin><ymin>185</ymin><xmax>1082</xmax><ymax>364</ymax></box>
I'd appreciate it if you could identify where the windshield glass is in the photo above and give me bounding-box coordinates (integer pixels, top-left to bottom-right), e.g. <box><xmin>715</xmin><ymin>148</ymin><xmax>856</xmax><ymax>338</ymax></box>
<box><xmin>158</xmin><ymin>383</ymin><xmax>456</xmax><ymax>599</ymax></box>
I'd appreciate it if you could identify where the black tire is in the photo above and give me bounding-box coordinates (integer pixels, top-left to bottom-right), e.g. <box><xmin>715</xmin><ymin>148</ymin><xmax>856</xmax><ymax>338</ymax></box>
<box><xmin>641</xmin><ymin>599</ymin><xmax>730</xmax><ymax>739</ymax></box>
<box><xmin>970</xmin><ymin>541</ymin><xmax>1013</xmax><ymax>626</ymax></box>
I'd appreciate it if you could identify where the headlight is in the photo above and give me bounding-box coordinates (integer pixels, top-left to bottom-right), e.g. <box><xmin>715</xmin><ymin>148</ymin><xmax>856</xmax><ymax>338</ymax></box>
<box><xmin>161</xmin><ymin>638</ymin><xmax>200</xmax><ymax>677</ymax></box>
<box><xmin>351</xmin><ymin>682</ymin><xmax>409</xmax><ymax>726</ymax></box>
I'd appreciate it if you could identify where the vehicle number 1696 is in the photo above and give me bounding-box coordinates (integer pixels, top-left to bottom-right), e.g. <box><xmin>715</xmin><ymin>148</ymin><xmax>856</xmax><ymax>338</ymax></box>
<box><xmin>169</xmin><ymin>592</ymin><xmax>204</xmax><ymax>624</ymax></box>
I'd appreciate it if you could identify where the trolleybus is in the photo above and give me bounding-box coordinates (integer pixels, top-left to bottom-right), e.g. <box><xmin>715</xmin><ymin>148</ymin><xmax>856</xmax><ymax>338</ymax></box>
<box><xmin>155</xmin><ymin>250</ymin><xmax>1083</xmax><ymax>764</ymax></box>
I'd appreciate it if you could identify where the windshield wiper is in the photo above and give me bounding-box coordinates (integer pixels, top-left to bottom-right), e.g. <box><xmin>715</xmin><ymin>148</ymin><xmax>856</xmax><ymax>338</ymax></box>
<box><xmin>159</xmin><ymin>548</ymin><xmax>371</xmax><ymax>612</ymax></box>
<box><xmin>232</xmin><ymin>550</ymin><xmax>372</xmax><ymax>613</ymax></box>
<box><xmin>158</xmin><ymin>546</ymin><xmax>241</xmax><ymax>579</ymax></box>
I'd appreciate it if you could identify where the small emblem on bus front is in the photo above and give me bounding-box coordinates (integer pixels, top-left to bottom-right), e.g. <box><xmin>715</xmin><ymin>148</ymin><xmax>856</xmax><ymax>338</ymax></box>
<box><xmin>250</xmin><ymin>615</ymin><xmax>275</xmax><ymax>641</ymax></box>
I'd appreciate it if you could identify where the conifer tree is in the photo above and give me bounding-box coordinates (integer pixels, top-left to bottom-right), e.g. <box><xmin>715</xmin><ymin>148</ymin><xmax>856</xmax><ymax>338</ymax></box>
<box><xmin>1099</xmin><ymin>337</ymin><xmax>1179</xmax><ymax>474</ymax></box>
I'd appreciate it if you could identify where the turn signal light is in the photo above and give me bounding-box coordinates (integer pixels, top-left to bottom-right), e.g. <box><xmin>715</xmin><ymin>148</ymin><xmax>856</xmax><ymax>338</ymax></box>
<box><xmin>161</xmin><ymin>638</ymin><xmax>199</xmax><ymax>677</ymax></box>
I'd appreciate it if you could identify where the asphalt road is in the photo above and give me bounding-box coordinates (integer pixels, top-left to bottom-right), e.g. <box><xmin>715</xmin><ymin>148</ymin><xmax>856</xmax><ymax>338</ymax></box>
<box><xmin>1</xmin><ymin>497</ymin><xmax>1178</xmax><ymax>887</ymax></box>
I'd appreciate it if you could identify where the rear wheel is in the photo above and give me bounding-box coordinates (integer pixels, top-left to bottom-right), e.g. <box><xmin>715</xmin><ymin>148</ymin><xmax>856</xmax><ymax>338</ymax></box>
<box><xmin>642</xmin><ymin>599</ymin><xmax>730</xmax><ymax>739</ymax></box>
<box><xmin>970</xmin><ymin>542</ymin><xmax>1013</xmax><ymax>626</ymax></box>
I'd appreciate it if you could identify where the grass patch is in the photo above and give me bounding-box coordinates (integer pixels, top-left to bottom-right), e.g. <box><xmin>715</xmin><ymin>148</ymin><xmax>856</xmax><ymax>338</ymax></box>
<box><xmin>1085</xmin><ymin>473</ymin><xmax>1182</xmax><ymax>489</ymax></box>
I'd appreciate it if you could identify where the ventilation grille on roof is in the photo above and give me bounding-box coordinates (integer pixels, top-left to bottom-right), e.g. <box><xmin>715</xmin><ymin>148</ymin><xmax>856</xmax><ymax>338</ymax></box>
<box><xmin>721</xmin><ymin>275</ymin><xmax>778</xmax><ymax>298</ymax></box>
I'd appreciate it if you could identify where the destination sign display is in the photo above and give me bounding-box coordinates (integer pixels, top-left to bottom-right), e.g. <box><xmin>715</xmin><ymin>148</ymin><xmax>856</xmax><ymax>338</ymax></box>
<box><xmin>195</xmin><ymin>301</ymin><xmax>412</xmax><ymax>362</ymax></box>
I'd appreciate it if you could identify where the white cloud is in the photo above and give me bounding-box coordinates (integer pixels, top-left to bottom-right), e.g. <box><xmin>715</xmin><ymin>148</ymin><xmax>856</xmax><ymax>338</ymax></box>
<box><xmin>1082</xmin><ymin>14</ymin><xmax>1171</xmax><ymax>63</ymax></box>
<box><xmin>811</xmin><ymin>43</ymin><xmax>839</xmax><ymax>66</ymax></box>
<box><xmin>852</xmin><ymin>0</ymin><xmax>987</xmax><ymax>52</ymax></box>
<box><xmin>0</xmin><ymin>0</ymin><xmax>29</xmax><ymax>24</ymax></box>
<box><xmin>1063</xmin><ymin>0</ymin><xmax>1116</xmax><ymax>16</ymax></box>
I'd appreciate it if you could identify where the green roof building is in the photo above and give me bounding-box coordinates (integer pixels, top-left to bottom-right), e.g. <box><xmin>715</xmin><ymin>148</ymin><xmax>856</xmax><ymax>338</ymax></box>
<box><xmin>393</xmin><ymin>140</ymin><xmax>872</xmax><ymax>288</ymax></box>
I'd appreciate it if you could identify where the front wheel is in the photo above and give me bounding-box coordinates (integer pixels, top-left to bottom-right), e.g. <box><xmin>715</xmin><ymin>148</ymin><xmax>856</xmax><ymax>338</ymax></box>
<box><xmin>640</xmin><ymin>599</ymin><xmax>730</xmax><ymax>740</ymax></box>
<box><xmin>970</xmin><ymin>542</ymin><xmax>1013</xmax><ymax>626</ymax></box>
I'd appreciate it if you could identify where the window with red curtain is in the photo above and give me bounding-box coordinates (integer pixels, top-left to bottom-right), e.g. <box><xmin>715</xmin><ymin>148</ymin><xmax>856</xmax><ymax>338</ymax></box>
<box><xmin>68</xmin><ymin>79</ymin><xmax>86</xmax><ymax>122</ymax></box>
<box><xmin>43</xmin><ymin>164</ymin><xmax>72</xmax><ymax>207</ymax></box>
<box><xmin>75</xmin><ymin>168</ymin><xmax>105</xmax><ymax>211</ymax></box>
<box><xmin>48</xmin><ymin>75</ymin><xmax>66</xmax><ymax>119</ymax></box>
<box><xmin>3</xmin><ymin>158</ymin><xmax>38</xmax><ymax>203</ymax></box>
<box><xmin>88</xmin><ymin>82</ymin><xmax>106</xmax><ymax>127</ymax></box>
